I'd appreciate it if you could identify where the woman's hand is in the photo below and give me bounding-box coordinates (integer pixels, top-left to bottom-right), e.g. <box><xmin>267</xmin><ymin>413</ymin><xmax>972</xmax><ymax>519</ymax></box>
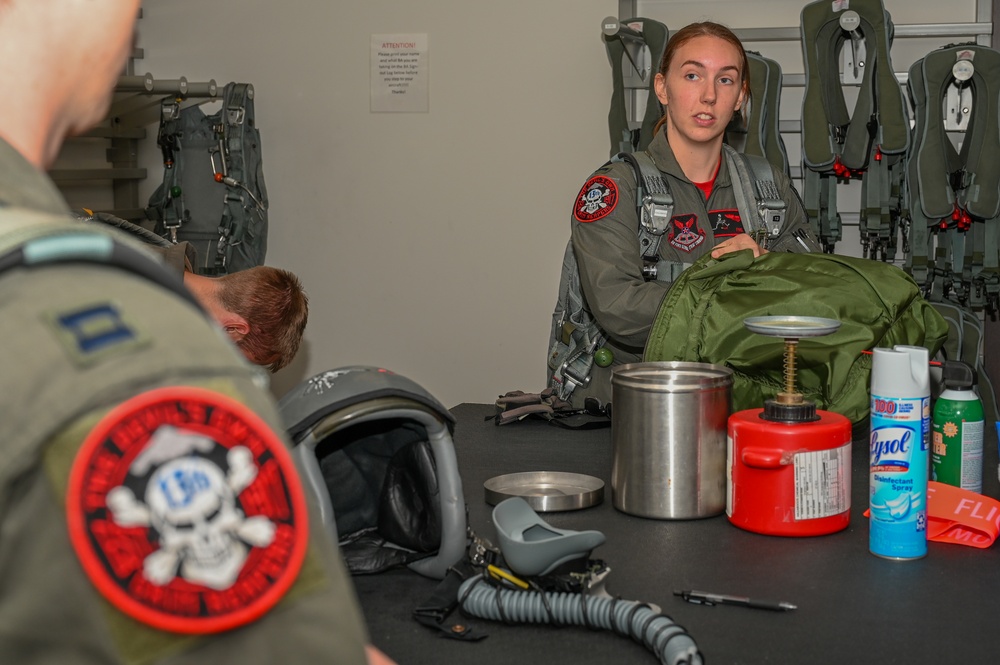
<box><xmin>710</xmin><ymin>233</ymin><xmax>767</xmax><ymax>259</ymax></box>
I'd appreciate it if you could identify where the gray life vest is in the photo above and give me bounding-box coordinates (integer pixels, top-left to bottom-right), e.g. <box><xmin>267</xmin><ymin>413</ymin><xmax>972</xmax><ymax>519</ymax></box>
<box><xmin>547</xmin><ymin>146</ymin><xmax>788</xmax><ymax>402</ymax></box>
<box><xmin>800</xmin><ymin>0</ymin><xmax>909</xmax><ymax>172</ymax></box>
<box><xmin>743</xmin><ymin>51</ymin><xmax>790</xmax><ymax>177</ymax></box>
<box><xmin>906</xmin><ymin>43</ymin><xmax>1000</xmax><ymax>313</ymax></box>
<box><xmin>799</xmin><ymin>0</ymin><xmax>909</xmax><ymax>258</ymax></box>
<box><xmin>603</xmin><ymin>17</ymin><xmax>669</xmax><ymax>157</ymax></box>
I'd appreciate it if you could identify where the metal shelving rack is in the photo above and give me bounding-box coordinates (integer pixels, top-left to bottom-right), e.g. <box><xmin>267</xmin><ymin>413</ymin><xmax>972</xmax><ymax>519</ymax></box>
<box><xmin>50</xmin><ymin>10</ymin><xmax>220</xmax><ymax>221</ymax></box>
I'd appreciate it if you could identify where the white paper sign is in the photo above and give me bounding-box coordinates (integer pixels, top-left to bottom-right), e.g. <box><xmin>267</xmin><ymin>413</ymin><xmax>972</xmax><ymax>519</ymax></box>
<box><xmin>371</xmin><ymin>34</ymin><xmax>429</xmax><ymax>113</ymax></box>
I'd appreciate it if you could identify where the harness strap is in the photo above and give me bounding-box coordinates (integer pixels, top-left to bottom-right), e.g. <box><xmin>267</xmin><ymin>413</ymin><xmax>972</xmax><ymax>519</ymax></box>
<box><xmin>155</xmin><ymin>98</ymin><xmax>184</xmax><ymax>243</ymax></box>
<box><xmin>217</xmin><ymin>82</ymin><xmax>254</xmax><ymax>273</ymax></box>
<box><xmin>614</xmin><ymin>151</ymin><xmax>674</xmax><ymax>280</ymax></box>
<box><xmin>724</xmin><ymin>145</ymin><xmax>786</xmax><ymax>248</ymax></box>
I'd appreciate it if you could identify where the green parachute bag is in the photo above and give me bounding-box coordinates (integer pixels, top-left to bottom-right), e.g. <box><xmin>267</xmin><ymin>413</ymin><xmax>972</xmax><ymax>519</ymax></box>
<box><xmin>643</xmin><ymin>251</ymin><xmax>948</xmax><ymax>424</ymax></box>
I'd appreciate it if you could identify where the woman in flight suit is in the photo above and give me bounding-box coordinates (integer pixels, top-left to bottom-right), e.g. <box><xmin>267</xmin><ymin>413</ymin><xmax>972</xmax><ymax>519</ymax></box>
<box><xmin>554</xmin><ymin>21</ymin><xmax>818</xmax><ymax>408</ymax></box>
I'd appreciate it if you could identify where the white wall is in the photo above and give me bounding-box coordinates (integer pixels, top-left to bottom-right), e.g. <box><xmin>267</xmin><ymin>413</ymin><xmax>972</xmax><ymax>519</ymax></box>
<box><xmin>135</xmin><ymin>0</ymin><xmax>615</xmax><ymax>408</ymax></box>
<box><xmin>131</xmin><ymin>0</ymin><xmax>986</xmax><ymax>408</ymax></box>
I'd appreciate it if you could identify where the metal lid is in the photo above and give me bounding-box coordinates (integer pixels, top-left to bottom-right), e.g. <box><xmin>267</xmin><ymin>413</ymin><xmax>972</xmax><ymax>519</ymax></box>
<box><xmin>612</xmin><ymin>361</ymin><xmax>733</xmax><ymax>392</ymax></box>
<box><xmin>484</xmin><ymin>472</ymin><xmax>605</xmax><ymax>512</ymax></box>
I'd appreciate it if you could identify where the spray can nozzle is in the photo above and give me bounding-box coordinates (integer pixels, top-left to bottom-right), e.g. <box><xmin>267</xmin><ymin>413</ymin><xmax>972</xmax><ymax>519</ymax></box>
<box><xmin>941</xmin><ymin>360</ymin><xmax>977</xmax><ymax>390</ymax></box>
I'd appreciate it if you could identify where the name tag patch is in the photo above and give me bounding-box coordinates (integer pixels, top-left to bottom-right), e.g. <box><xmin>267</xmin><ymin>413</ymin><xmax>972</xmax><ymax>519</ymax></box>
<box><xmin>710</xmin><ymin>208</ymin><xmax>746</xmax><ymax>239</ymax></box>
<box><xmin>66</xmin><ymin>387</ymin><xmax>309</xmax><ymax>634</ymax></box>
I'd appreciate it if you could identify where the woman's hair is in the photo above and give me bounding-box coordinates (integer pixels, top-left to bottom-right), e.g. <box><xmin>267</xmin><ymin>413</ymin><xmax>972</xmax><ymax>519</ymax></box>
<box><xmin>217</xmin><ymin>266</ymin><xmax>309</xmax><ymax>372</ymax></box>
<box><xmin>653</xmin><ymin>21</ymin><xmax>751</xmax><ymax>136</ymax></box>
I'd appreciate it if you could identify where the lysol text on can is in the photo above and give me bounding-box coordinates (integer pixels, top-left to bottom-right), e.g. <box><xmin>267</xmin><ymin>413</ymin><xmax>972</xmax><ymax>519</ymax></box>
<box><xmin>869</xmin><ymin>346</ymin><xmax>931</xmax><ymax>560</ymax></box>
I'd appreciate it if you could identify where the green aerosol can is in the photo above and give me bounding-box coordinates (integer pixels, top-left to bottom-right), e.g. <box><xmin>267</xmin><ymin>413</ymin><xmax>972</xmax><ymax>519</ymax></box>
<box><xmin>931</xmin><ymin>361</ymin><xmax>984</xmax><ymax>493</ymax></box>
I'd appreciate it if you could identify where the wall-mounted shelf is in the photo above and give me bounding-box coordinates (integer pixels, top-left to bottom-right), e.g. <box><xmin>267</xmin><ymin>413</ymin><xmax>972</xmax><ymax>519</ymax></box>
<box><xmin>51</xmin><ymin>18</ymin><xmax>221</xmax><ymax>222</ymax></box>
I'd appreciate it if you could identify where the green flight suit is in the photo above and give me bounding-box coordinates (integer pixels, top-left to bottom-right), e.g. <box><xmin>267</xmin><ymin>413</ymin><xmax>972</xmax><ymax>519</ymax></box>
<box><xmin>0</xmin><ymin>137</ymin><xmax>369</xmax><ymax>664</ymax></box>
<box><xmin>567</xmin><ymin>130</ymin><xmax>816</xmax><ymax>407</ymax></box>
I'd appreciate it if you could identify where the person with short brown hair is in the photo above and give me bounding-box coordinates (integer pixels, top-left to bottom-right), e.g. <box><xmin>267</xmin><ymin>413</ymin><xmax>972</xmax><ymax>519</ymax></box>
<box><xmin>185</xmin><ymin>266</ymin><xmax>309</xmax><ymax>372</ymax></box>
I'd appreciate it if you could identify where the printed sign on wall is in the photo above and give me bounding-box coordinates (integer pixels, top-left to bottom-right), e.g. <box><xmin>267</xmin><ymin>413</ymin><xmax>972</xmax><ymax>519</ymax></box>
<box><xmin>371</xmin><ymin>34</ymin><xmax>429</xmax><ymax>113</ymax></box>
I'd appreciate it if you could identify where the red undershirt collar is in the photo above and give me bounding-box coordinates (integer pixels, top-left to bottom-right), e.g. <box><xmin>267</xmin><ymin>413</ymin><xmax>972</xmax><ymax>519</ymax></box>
<box><xmin>692</xmin><ymin>156</ymin><xmax>722</xmax><ymax>201</ymax></box>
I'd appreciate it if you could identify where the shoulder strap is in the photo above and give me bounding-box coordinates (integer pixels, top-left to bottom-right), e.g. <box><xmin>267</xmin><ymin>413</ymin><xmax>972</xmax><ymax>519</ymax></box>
<box><xmin>613</xmin><ymin>151</ymin><xmax>675</xmax><ymax>281</ymax></box>
<box><xmin>723</xmin><ymin>145</ymin><xmax>786</xmax><ymax>248</ymax></box>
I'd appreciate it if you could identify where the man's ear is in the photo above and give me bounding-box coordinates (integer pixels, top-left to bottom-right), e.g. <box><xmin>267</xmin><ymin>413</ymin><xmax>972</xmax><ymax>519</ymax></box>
<box><xmin>219</xmin><ymin>313</ymin><xmax>250</xmax><ymax>343</ymax></box>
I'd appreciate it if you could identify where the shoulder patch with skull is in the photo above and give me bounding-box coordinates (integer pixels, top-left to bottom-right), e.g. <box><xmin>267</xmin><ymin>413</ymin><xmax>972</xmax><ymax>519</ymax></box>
<box><xmin>66</xmin><ymin>387</ymin><xmax>309</xmax><ymax>634</ymax></box>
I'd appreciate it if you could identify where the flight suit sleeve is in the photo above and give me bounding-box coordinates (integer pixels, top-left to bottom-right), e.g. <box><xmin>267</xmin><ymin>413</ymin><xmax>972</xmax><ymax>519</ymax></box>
<box><xmin>570</xmin><ymin>163</ymin><xmax>669</xmax><ymax>348</ymax></box>
<box><xmin>0</xmin><ymin>261</ymin><xmax>370</xmax><ymax>665</ymax></box>
<box><xmin>767</xmin><ymin>169</ymin><xmax>823</xmax><ymax>253</ymax></box>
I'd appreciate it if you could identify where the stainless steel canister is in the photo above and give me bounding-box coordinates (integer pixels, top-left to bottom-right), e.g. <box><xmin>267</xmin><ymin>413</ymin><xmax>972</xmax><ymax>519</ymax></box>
<box><xmin>611</xmin><ymin>362</ymin><xmax>733</xmax><ymax>519</ymax></box>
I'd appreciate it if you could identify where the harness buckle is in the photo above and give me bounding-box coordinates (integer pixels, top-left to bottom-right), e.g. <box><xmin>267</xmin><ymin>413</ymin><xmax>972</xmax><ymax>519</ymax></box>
<box><xmin>949</xmin><ymin>169</ymin><xmax>970</xmax><ymax>192</ymax></box>
<box><xmin>640</xmin><ymin>193</ymin><xmax>673</xmax><ymax>236</ymax></box>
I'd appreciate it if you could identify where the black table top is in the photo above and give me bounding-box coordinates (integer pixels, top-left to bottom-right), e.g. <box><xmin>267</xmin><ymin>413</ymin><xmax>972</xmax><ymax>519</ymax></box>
<box><xmin>353</xmin><ymin>403</ymin><xmax>1000</xmax><ymax>665</ymax></box>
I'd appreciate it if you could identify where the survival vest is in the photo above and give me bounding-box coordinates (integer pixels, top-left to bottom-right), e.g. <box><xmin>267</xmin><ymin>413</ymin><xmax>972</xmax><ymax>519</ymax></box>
<box><xmin>603</xmin><ymin>17</ymin><xmax>669</xmax><ymax>156</ymax></box>
<box><xmin>906</xmin><ymin>43</ymin><xmax>1000</xmax><ymax>314</ymax></box>
<box><xmin>643</xmin><ymin>250</ymin><xmax>949</xmax><ymax>425</ymax></box>
<box><xmin>547</xmin><ymin>145</ymin><xmax>793</xmax><ymax>403</ymax></box>
<box><xmin>799</xmin><ymin>0</ymin><xmax>910</xmax><ymax>257</ymax></box>
<box><xmin>147</xmin><ymin>82</ymin><xmax>268</xmax><ymax>276</ymax></box>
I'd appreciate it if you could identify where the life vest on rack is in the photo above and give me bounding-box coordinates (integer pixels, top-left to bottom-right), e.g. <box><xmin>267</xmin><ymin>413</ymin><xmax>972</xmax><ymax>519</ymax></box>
<box><xmin>743</xmin><ymin>51</ymin><xmax>790</xmax><ymax>177</ymax></box>
<box><xmin>799</xmin><ymin>0</ymin><xmax>909</xmax><ymax>258</ymax></box>
<box><xmin>603</xmin><ymin>17</ymin><xmax>669</xmax><ymax>157</ymax></box>
<box><xmin>800</xmin><ymin>0</ymin><xmax>908</xmax><ymax>172</ymax></box>
<box><xmin>906</xmin><ymin>43</ymin><xmax>1000</xmax><ymax>312</ymax></box>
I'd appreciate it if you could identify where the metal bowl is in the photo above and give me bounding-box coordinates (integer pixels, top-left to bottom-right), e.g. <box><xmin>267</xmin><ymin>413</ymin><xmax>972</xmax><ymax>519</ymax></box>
<box><xmin>484</xmin><ymin>471</ymin><xmax>605</xmax><ymax>512</ymax></box>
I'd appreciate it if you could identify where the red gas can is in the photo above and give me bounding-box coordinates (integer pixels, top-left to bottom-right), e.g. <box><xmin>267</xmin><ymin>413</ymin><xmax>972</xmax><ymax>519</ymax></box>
<box><xmin>728</xmin><ymin>407</ymin><xmax>852</xmax><ymax>536</ymax></box>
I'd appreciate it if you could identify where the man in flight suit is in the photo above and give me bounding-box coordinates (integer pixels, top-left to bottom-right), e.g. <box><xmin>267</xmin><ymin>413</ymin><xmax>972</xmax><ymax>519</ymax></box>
<box><xmin>0</xmin><ymin>2</ymin><xmax>387</xmax><ymax>663</ymax></box>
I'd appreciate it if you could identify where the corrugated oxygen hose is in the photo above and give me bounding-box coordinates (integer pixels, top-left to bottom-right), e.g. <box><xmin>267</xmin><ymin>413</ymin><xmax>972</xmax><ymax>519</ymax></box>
<box><xmin>457</xmin><ymin>574</ymin><xmax>703</xmax><ymax>665</ymax></box>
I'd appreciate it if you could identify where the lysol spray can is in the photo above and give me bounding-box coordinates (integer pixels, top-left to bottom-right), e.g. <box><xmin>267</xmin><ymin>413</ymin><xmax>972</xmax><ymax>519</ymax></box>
<box><xmin>932</xmin><ymin>361</ymin><xmax>984</xmax><ymax>493</ymax></box>
<box><xmin>869</xmin><ymin>345</ymin><xmax>930</xmax><ymax>560</ymax></box>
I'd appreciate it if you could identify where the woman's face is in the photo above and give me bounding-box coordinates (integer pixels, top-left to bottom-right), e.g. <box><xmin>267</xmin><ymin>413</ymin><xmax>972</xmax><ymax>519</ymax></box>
<box><xmin>653</xmin><ymin>35</ymin><xmax>745</xmax><ymax>151</ymax></box>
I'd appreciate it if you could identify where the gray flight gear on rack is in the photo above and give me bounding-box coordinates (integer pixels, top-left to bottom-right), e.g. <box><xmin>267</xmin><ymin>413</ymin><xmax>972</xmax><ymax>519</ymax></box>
<box><xmin>147</xmin><ymin>82</ymin><xmax>269</xmax><ymax>276</ymax></box>
<box><xmin>906</xmin><ymin>43</ymin><xmax>1000</xmax><ymax>314</ymax></box>
<box><xmin>603</xmin><ymin>17</ymin><xmax>669</xmax><ymax>156</ymax></box>
<box><xmin>278</xmin><ymin>365</ymin><xmax>467</xmax><ymax>580</ymax></box>
<box><xmin>547</xmin><ymin>145</ymin><xmax>805</xmax><ymax>404</ymax></box>
<box><xmin>0</xmin><ymin>211</ymin><xmax>202</xmax><ymax>313</ymax></box>
<box><xmin>743</xmin><ymin>51</ymin><xmax>790</xmax><ymax>177</ymax></box>
<box><xmin>799</xmin><ymin>0</ymin><xmax>910</xmax><ymax>256</ymax></box>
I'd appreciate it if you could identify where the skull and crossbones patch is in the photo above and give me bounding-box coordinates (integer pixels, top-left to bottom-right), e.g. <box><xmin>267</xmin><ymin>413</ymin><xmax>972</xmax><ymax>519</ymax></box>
<box><xmin>66</xmin><ymin>387</ymin><xmax>309</xmax><ymax>634</ymax></box>
<box><xmin>574</xmin><ymin>174</ymin><xmax>619</xmax><ymax>222</ymax></box>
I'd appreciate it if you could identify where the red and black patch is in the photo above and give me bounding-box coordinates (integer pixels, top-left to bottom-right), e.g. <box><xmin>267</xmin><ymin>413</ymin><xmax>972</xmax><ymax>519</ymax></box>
<box><xmin>667</xmin><ymin>214</ymin><xmax>707</xmax><ymax>252</ymax></box>
<box><xmin>710</xmin><ymin>209</ymin><xmax>746</xmax><ymax>239</ymax></box>
<box><xmin>573</xmin><ymin>175</ymin><xmax>619</xmax><ymax>222</ymax></box>
<box><xmin>66</xmin><ymin>387</ymin><xmax>309</xmax><ymax>634</ymax></box>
